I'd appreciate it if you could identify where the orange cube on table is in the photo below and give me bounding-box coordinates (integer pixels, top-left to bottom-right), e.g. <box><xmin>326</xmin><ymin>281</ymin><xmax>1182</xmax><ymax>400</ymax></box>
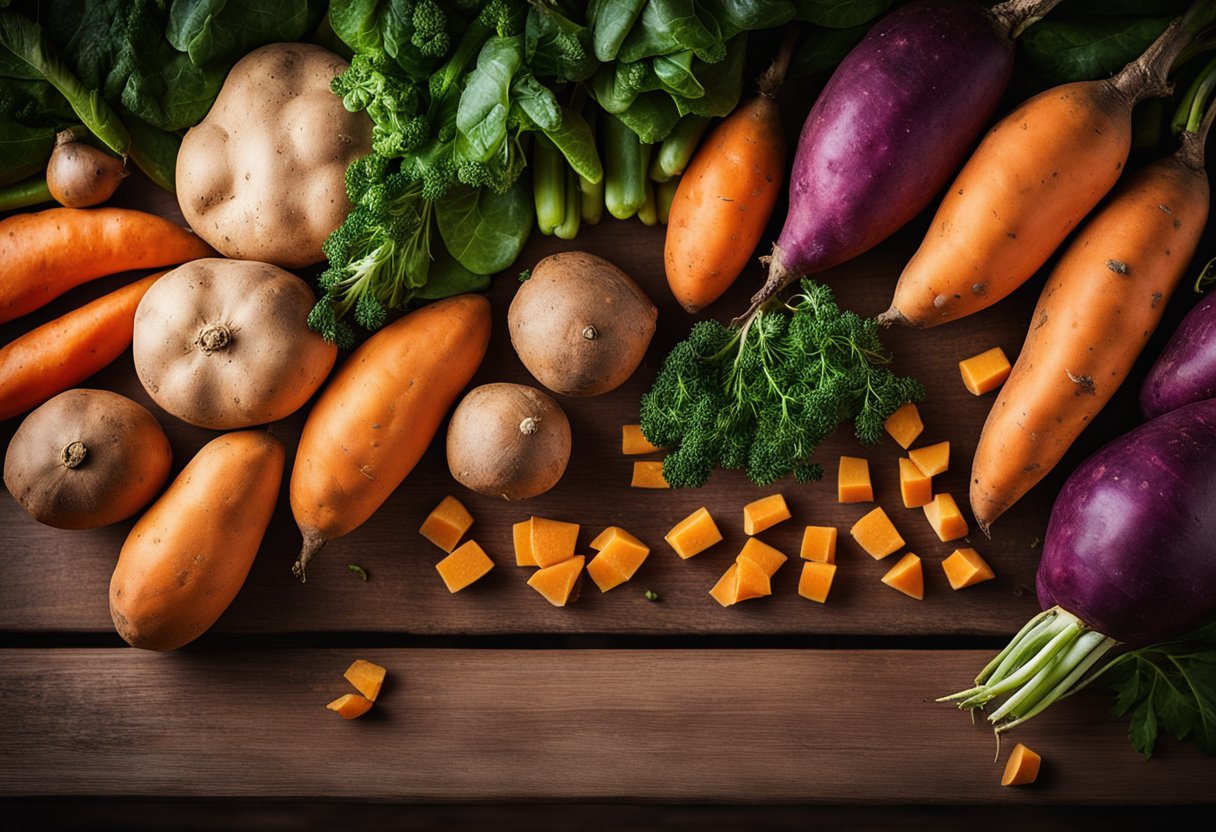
<box><xmin>529</xmin><ymin>517</ymin><xmax>580</xmax><ymax>567</ymax></box>
<box><xmin>1001</xmin><ymin>743</ymin><xmax>1042</xmax><ymax>787</ymax></box>
<box><xmin>881</xmin><ymin>552</ymin><xmax>924</xmax><ymax>600</ymax></box>
<box><xmin>631</xmin><ymin>461</ymin><xmax>670</xmax><ymax>489</ymax></box>
<box><xmin>837</xmin><ymin>455</ymin><xmax>873</xmax><ymax>503</ymax></box>
<box><xmin>586</xmin><ymin>527</ymin><xmax>650</xmax><ymax>592</ymax></box>
<box><xmin>800</xmin><ymin>525</ymin><xmax>838</xmax><ymax>563</ymax></box>
<box><xmin>736</xmin><ymin>538</ymin><xmax>787</xmax><ymax>577</ymax></box>
<box><xmin>798</xmin><ymin>562</ymin><xmax>837</xmax><ymax>603</ymax></box>
<box><xmin>709</xmin><ymin>564</ymin><xmax>740</xmax><ymax>607</ymax></box>
<box><xmin>942</xmin><ymin>548</ymin><xmax>995</xmax><ymax>589</ymax></box>
<box><xmin>435</xmin><ymin>540</ymin><xmax>495</xmax><ymax>593</ymax></box>
<box><xmin>419</xmin><ymin>495</ymin><xmax>473</xmax><ymax>552</ymax></box>
<box><xmin>908</xmin><ymin>441</ymin><xmax>950</xmax><ymax>477</ymax></box>
<box><xmin>742</xmin><ymin>493</ymin><xmax>791</xmax><ymax>535</ymax></box>
<box><xmin>513</xmin><ymin>519</ymin><xmax>536</xmax><ymax>566</ymax></box>
<box><xmin>884</xmin><ymin>402</ymin><xmax>924</xmax><ymax>449</ymax></box>
<box><xmin>665</xmin><ymin>507</ymin><xmax>723</xmax><ymax>559</ymax></box>
<box><xmin>898</xmin><ymin>458</ymin><xmax>933</xmax><ymax>508</ymax></box>
<box><xmin>621</xmin><ymin>424</ymin><xmax>664</xmax><ymax>455</ymax></box>
<box><xmin>733</xmin><ymin>558</ymin><xmax>772</xmax><ymax>603</ymax></box>
<box><xmin>850</xmin><ymin>507</ymin><xmax>905</xmax><ymax>560</ymax></box>
<box><xmin>528</xmin><ymin>555</ymin><xmax>585</xmax><ymax>606</ymax></box>
<box><xmin>924</xmin><ymin>493</ymin><xmax>969</xmax><ymax>542</ymax></box>
<box><xmin>326</xmin><ymin>694</ymin><xmax>373</xmax><ymax>720</ymax></box>
<box><xmin>959</xmin><ymin>347</ymin><xmax>1012</xmax><ymax>396</ymax></box>
<box><xmin>343</xmin><ymin>660</ymin><xmax>387</xmax><ymax>702</ymax></box>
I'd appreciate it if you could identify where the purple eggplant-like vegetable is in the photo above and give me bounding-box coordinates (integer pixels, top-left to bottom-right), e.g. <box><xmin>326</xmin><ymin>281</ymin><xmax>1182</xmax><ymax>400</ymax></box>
<box><xmin>1141</xmin><ymin>292</ymin><xmax>1216</xmax><ymax>418</ymax></box>
<box><xmin>742</xmin><ymin>0</ymin><xmax>1062</xmax><ymax>318</ymax></box>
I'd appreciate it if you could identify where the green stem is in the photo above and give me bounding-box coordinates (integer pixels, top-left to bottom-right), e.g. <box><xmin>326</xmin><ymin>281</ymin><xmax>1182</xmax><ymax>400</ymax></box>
<box><xmin>651</xmin><ymin>115</ymin><xmax>710</xmax><ymax>182</ymax></box>
<box><xmin>656</xmin><ymin>177</ymin><xmax>678</xmax><ymax>224</ymax></box>
<box><xmin>0</xmin><ymin>175</ymin><xmax>52</xmax><ymax>211</ymax></box>
<box><xmin>604</xmin><ymin>113</ymin><xmax>646</xmax><ymax>219</ymax></box>
<box><xmin>533</xmin><ymin>134</ymin><xmax>566</xmax><ymax>235</ymax></box>
<box><xmin>637</xmin><ymin>176</ymin><xmax>657</xmax><ymax>226</ymax></box>
<box><xmin>1172</xmin><ymin>53</ymin><xmax>1216</xmax><ymax>135</ymax></box>
<box><xmin>554</xmin><ymin>164</ymin><xmax>581</xmax><ymax>240</ymax></box>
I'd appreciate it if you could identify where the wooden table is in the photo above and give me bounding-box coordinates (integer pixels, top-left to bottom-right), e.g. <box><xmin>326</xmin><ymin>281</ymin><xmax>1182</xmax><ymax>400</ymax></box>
<box><xmin>2</xmin><ymin>161</ymin><xmax>1213</xmax><ymax>823</ymax></box>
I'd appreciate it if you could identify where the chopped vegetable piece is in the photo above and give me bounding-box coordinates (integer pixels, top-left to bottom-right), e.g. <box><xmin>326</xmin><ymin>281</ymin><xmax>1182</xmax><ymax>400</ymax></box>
<box><xmin>850</xmin><ymin>507</ymin><xmax>905</xmax><ymax>560</ymax></box>
<box><xmin>527</xmin><ymin>556</ymin><xmax>585</xmax><ymax>607</ymax></box>
<box><xmin>594</xmin><ymin>528</ymin><xmax>650</xmax><ymax>579</ymax></box>
<box><xmin>343</xmin><ymin>660</ymin><xmax>386</xmax><ymax>702</ymax></box>
<box><xmin>942</xmin><ymin>548</ymin><xmax>995</xmax><ymax>590</ymax></box>
<box><xmin>908</xmin><ymin>441</ymin><xmax>950</xmax><ymax>477</ymax></box>
<box><xmin>644</xmin><ymin>589</ymin><xmax>660</xmax><ymax>602</ymax></box>
<box><xmin>631</xmin><ymin>460</ymin><xmax>670</xmax><ymax>488</ymax></box>
<box><xmin>665</xmin><ymin>507</ymin><xmax>723</xmax><ymax>559</ymax></box>
<box><xmin>883</xmin><ymin>402</ymin><xmax>924</xmax><ymax>449</ymax></box>
<box><xmin>736</xmin><ymin>538</ymin><xmax>788</xmax><ymax>578</ymax></box>
<box><xmin>798</xmin><ymin>562</ymin><xmax>837</xmax><ymax>604</ymax></box>
<box><xmin>733</xmin><ymin>557</ymin><xmax>772</xmax><ymax>603</ymax></box>
<box><xmin>436</xmin><ymin>540</ymin><xmax>495</xmax><ymax>593</ymax></box>
<box><xmin>1001</xmin><ymin>743</ymin><xmax>1041</xmax><ymax>787</ymax></box>
<box><xmin>924</xmin><ymin>493</ymin><xmax>969</xmax><ymax>542</ymax></box>
<box><xmin>590</xmin><ymin>526</ymin><xmax>646</xmax><ymax>552</ymax></box>
<box><xmin>800</xmin><ymin>526</ymin><xmax>838</xmax><ymax>564</ymax></box>
<box><xmin>587</xmin><ymin>554</ymin><xmax>630</xmax><ymax>593</ymax></box>
<box><xmin>709</xmin><ymin>563</ymin><xmax>740</xmax><ymax>607</ymax></box>
<box><xmin>881</xmin><ymin>553</ymin><xmax>924</xmax><ymax>600</ymax></box>
<box><xmin>347</xmin><ymin>564</ymin><xmax>369</xmax><ymax>581</ymax></box>
<box><xmin>326</xmin><ymin>693</ymin><xmax>373</xmax><ymax>720</ymax></box>
<box><xmin>513</xmin><ymin>519</ymin><xmax>536</xmax><ymax>567</ymax></box>
<box><xmin>742</xmin><ymin>493</ymin><xmax>792</xmax><ymax>535</ymax></box>
<box><xmin>622</xmin><ymin>424</ymin><xmax>664</xmax><ymax>455</ymax></box>
<box><xmin>898</xmin><ymin>458</ymin><xmax>933</xmax><ymax>509</ymax></box>
<box><xmin>959</xmin><ymin>347</ymin><xmax>1012</xmax><ymax>396</ymax></box>
<box><xmin>418</xmin><ymin>495</ymin><xmax>474</xmax><ymax>553</ymax></box>
<box><xmin>837</xmin><ymin>456</ymin><xmax>873</xmax><ymax>503</ymax></box>
<box><xmin>529</xmin><ymin>517</ymin><xmax>580</xmax><ymax>568</ymax></box>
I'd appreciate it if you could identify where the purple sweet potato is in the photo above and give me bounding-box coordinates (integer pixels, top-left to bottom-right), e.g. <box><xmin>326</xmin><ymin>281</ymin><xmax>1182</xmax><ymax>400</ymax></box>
<box><xmin>1141</xmin><ymin>292</ymin><xmax>1216</xmax><ymax>418</ymax></box>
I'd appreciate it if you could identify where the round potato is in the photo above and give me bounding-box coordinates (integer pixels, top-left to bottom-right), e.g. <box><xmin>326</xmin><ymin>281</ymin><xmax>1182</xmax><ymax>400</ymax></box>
<box><xmin>176</xmin><ymin>43</ymin><xmax>370</xmax><ymax>267</ymax></box>
<box><xmin>447</xmin><ymin>383</ymin><xmax>571</xmax><ymax>500</ymax></box>
<box><xmin>133</xmin><ymin>258</ymin><xmax>338</xmax><ymax>429</ymax></box>
<box><xmin>509</xmin><ymin>252</ymin><xmax>657</xmax><ymax>397</ymax></box>
<box><xmin>4</xmin><ymin>389</ymin><xmax>171</xmax><ymax>529</ymax></box>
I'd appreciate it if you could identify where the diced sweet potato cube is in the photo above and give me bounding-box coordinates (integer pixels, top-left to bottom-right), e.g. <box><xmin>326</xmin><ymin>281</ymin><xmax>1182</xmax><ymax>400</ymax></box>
<box><xmin>530</xmin><ymin>517</ymin><xmax>580</xmax><ymax>568</ymax></box>
<box><xmin>435</xmin><ymin>540</ymin><xmax>495</xmax><ymax>593</ymax></box>
<box><xmin>924</xmin><ymin>493</ymin><xmax>969</xmax><ymax>542</ymax></box>
<box><xmin>908</xmin><ymin>441</ymin><xmax>950</xmax><ymax>477</ymax></box>
<box><xmin>1001</xmin><ymin>743</ymin><xmax>1041</xmax><ymax>787</ymax></box>
<box><xmin>942</xmin><ymin>547</ymin><xmax>996</xmax><ymax>590</ymax></box>
<box><xmin>527</xmin><ymin>555</ymin><xmax>585</xmax><ymax>606</ymax></box>
<box><xmin>513</xmin><ymin>519</ymin><xmax>536</xmax><ymax>567</ymax></box>
<box><xmin>590</xmin><ymin>526</ymin><xmax>646</xmax><ymax>552</ymax></box>
<box><xmin>959</xmin><ymin>346</ymin><xmax>1011</xmax><ymax>396</ymax></box>
<box><xmin>419</xmin><ymin>495</ymin><xmax>473</xmax><ymax>552</ymax></box>
<box><xmin>798</xmin><ymin>562</ymin><xmax>837</xmax><ymax>604</ymax></box>
<box><xmin>631</xmin><ymin>460</ymin><xmax>670</xmax><ymax>488</ymax></box>
<box><xmin>880</xmin><ymin>552</ymin><xmax>924</xmax><ymax>600</ymax></box>
<box><xmin>837</xmin><ymin>456</ymin><xmax>873</xmax><ymax>503</ymax></box>
<box><xmin>622</xmin><ymin>424</ymin><xmax>664</xmax><ymax>455</ymax></box>
<box><xmin>736</xmin><ymin>537</ymin><xmax>787</xmax><ymax>577</ymax></box>
<box><xmin>596</xmin><ymin>530</ymin><xmax>650</xmax><ymax>579</ymax></box>
<box><xmin>327</xmin><ymin>693</ymin><xmax>373</xmax><ymax>720</ymax></box>
<box><xmin>800</xmin><ymin>525</ymin><xmax>838</xmax><ymax>564</ymax></box>
<box><xmin>898</xmin><ymin>457</ymin><xmax>933</xmax><ymax>509</ymax></box>
<box><xmin>665</xmin><ymin>507</ymin><xmax>723</xmax><ymax>559</ymax></box>
<box><xmin>709</xmin><ymin>563</ymin><xmax>739</xmax><ymax>607</ymax></box>
<box><xmin>733</xmin><ymin>557</ymin><xmax>772</xmax><ymax>602</ymax></box>
<box><xmin>884</xmin><ymin>402</ymin><xmax>924</xmax><ymax>449</ymax></box>
<box><xmin>587</xmin><ymin>553</ymin><xmax>629</xmax><ymax>593</ymax></box>
<box><xmin>343</xmin><ymin>660</ymin><xmax>387</xmax><ymax>702</ymax></box>
<box><xmin>742</xmin><ymin>493</ymin><xmax>791</xmax><ymax>535</ymax></box>
<box><xmin>850</xmin><ymin>507</ymin><xmax>905</xmax><ymax>560</ymax></box>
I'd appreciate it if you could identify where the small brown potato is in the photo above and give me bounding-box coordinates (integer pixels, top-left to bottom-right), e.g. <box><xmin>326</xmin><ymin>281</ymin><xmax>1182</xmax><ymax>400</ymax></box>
<box><xmin>447</xmin><ymin>383</ymin><xmax>571</xmax><ymax>500</ymax></box>
<box><xmin>3</xmin><ymin>389</ymin><xmax>171</xmax><ymax>529</ymax></box>
<box><xmin>176</xmin><ymin>43</ymin><xmax>371</xmax><ymax>267</ymax></box>
<box><xmin>46</xmin><ymin>130</ymin><xmax>127</xmax><ymax>208</ymax></box>
<box><xmin>133</xmin><ymin>258</ymin><xmax>338</xmax><ymax>429</ymax></box>
<box><xmin>509</xmin><ymin>252</ymin><xmax>657</xmax><ymax>396</ymax></box>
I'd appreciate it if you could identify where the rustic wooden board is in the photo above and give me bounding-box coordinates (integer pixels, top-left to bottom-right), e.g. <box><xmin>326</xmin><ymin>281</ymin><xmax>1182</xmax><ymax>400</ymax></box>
<box><xmin>2</xmin><ymin>648</ymin><xmax>1210</xmax><ymax>802</ymax></box>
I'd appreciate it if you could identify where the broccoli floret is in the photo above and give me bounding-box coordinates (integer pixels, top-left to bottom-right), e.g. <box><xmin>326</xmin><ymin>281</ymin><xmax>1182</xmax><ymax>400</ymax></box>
<box><xmin>332</xmin><ymin>53</ymin><xmax>429</xmax><ymax>158</ymax></box>
<box><xmin>479</xmin><ymin>0</ymin><xmax>526</xmax><ymax>37</ymax></box>
<box><xmin>411</xmin><ymin>0</ymin><xmax>451</xmax><ymax>57</ymax></box>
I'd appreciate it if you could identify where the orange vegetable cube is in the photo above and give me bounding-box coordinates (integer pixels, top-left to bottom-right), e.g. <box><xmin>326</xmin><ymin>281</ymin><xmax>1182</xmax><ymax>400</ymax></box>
<box><xmin>883</xmin><ymin>402</ymin><xmax>924</xmax><ymax>449</ymax></box>
<box><xmin>594</xmin><ymin>528</ymin><xmax>650</xmax><ymax>579</ymax></box>
<box><xmin>959</xmin><ymin>346</ymin><xmax>1011</xmax><ymax>396</ymax></box>
<box><xmin>326</xmin><ymin>693</ymin><xmax>373</xmax><ymax>720</ymax></box>
<box><xmin>622</xmin><ymin>424</ymin><xmax>663</xmax><ymax>455</ymax></box>
<box><xmin>908</xmin><ymin>441</ymin><xmax>950</xmax><ymax>477</ymax></box>
<box><xmin>343</xmin><ymin>660</ymin><xmax>387</xmax><ymax>702</ymax></box>
<box><xmin>733</xmin><ymin>557</ymin><xmax>772</xmax><ymax>603</ymax></box>
<box><xmin>529</xmin><ymin>517</ymin><xmax>580</xmax><ymax>568</ymax></box>
<box><xmin>837</xmin><ymin>455</ymin><xmax>873</xmax><ymax>503</ymax></box>
<box><xmin>709</xmin><ymin>563</ymin><xmax>739</xmax><ymax>607</ymax></box>
<box><xmin>631</xmin><ymin>460</ymin><xmax>670</xmax><ymax>489</ymax></box>
<box><xmin>880</xmin><ymin>552</ymin><xmax>924</xmax><ymax>600</ymax></box>
<box><xmin>418</xmin><ymin>495</ymin><xmax>473</xmax><ymax>552</ymax></box>
<box><xmin>850</xmin><ymin>507</ymin><xmax>905</xmax><ymax>560</ymax></box>
<box><xmin>665</xmin><ymin>507</ymin><xmax>723</xmax><ymax>559</ymax></box>
<box><xmin>742</xmin><ymin>493</ymin><xmax>791</xmax><ymax>535</ymax></box>
<box><xmin>586</xmin><ymin>554</ymin><xmax>629</xmax><ymax>593</ymax></box>
<box><xmin>513</xmin><ymin>519</ymin><xmax>536</xmax><ymax>567</ymax></box>
<box><xmin>527</xmin><ymin>555</ymin><xmax>585</xmax><ymax>606</ymax></box>
<box><xmin>924</xmin><ymin>493</ymin><xmax>969</xmax><ymax>542</ymax></box>
<box><xmin>435</xmin><ymin>540</ymin><xmax>495</xmax><ymax>593</ymax></box>
<box><xmin>798</xmin><ymin>562</ymin><xmax>837</xmax><ymax>603</ymax></box>
<box><xmin>1001</xmin><ymin>743</ymin><xmax>1041</xmax><ymax>787</ymax></box>
<box><xmin>942</xmin><ymin>548</ymin><xmax>996</xmax><ymax>590</ymax></box>
<box><xmin>590</xmin><ymin>525</ymin><xmax>646</xmax><ymax>551</ymax></box>
<box><xmin>736</xmin><ymin>537</ymin><xmax>787</xmax><ymax>577</ymax></box>
<box><xmin>800</xmin><ymin>525</ymin><xmax>837</xmax><ymax>564</ymax></box>
<box><xmin>898</xmin><ymin>457</ymin><xmax>933</xmax><ymax>509</ymax></box>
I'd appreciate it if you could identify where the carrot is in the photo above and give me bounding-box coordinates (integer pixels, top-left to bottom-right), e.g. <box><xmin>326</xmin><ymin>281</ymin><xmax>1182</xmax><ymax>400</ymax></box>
<box><xmin>0</xmin><ymin>272</ymin><xmax>164</xmax><ymax>421</ymax></box>
<box><xmin>879</xmin><ymin>8</ymin><xmax>1203</xmax><ymax>329</ymax></box>
<box><xmin>290</xmin><ymin>294</ymin><xmax>492</xmax><ymax>581</ymax></box>
<box><xmin>970</xmin><ymin>111</ymin><xmax>1212</xmax><ymax>532</ymax></box>
<box><xmin>0</xmin><ymin>207</ymin><xmax>215</xmax><ymax>324</ymax></box>
<box><xmin>663</xmin><ymin>32</ymin><xmax>793</xmax><ymax>314</ymax></box>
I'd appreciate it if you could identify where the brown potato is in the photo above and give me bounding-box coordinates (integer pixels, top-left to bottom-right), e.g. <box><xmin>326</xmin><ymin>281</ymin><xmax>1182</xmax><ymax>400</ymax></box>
<box><xmin>176</xmin><ymin>43</ymin><xmax>371</xmax><ymax>268</ymax></box>
<box><xmin>133</xmin><ymin>258</ymin><xmax>338</xmax><ymax>429</ymax></box>
<box><xmin>509</xmin><ymin>252</ymin><xmax>657</xmax><ymax>396</ymax></box>
<box><xmin>3</xmin><ymin>389</ymin><xmax>171</xmax><ymax>529</ymax></box>
<box><xmin>447</xmin><ymin>383</ymin><xmax>571</xmax><ymax>500</ymax></box>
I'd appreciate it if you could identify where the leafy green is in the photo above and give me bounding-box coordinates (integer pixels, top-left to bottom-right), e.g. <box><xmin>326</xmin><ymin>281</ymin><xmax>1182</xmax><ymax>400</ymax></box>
<box><xmin>789</xmin><ymin>23</ymin><xmax>867</xmax><ymax>78</ymax></box>
<box><xmin>793</xmin><ymin>0</ymin><xmax>891</xmax><ymax>29</ymax></box>
<box><xmin>1020</xmin><ymin>16</ymin><xmax>1174</xmax><ymax>84</ymax></box>
<box><xmin>165</xmin><ymin>0</ymin><xmax>324</xmax><ymax>68</ymax></box>
<box><xmin>640</xmin><ymin>281</ymin><xmax>924</xmax><ymax>488</ymax></box>
<box><xmin>457</xmin><ymin>34</ymin><xmax>525</xmax><ymax>161</ymax></box>
<box><xmin>670</xmin><ymin>35</ymin><xmax>745</xmax><ymax>117</ymax></box>
<box><xmin>435</xmin><ymin>178</ymin><xmax>532</xmax><ymax>274</ymax></box>
<box><xmin>619</xmin><ymin>0</ymin><xmax>723</xmax><ymax>64</ymax></box>
<box><xmin>414</xmin><ymin>247</ymin><xmax>492</xmax><ymax>299</ymax></box>
<box><xmin>0</xmin><ymin>115</ymin><xmax>53</xmax><ymax>186</ymax></box>
<box><xmin>702</xmin><ymin>0</ymin><xmax>795</xmax><ymax>38</ymax></box>
<box><xmin>536</xmin><ymin>105</ymin><xmax>602</xmax><ymax>183</ymax></box>
<box><xmin>525</xmin><ymin>0</ymin><xmax>598</xmax><ymax>82</ymax></box>
<box><xmin>588</xmin><ymin>0</ymin><xmax>646</xmax><ymax>62</ymax></box>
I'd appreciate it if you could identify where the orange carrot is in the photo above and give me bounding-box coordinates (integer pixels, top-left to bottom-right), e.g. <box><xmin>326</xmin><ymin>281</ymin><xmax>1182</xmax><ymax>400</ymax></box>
<box><xmin>0</xmin><ymin>272</ymin><xmax>164</xmax><ymax>421</ymax></box>
<box><xmin>0</xmin><ymin>207</ymin><xmax>215</xmax><ymax>324</ymax></box>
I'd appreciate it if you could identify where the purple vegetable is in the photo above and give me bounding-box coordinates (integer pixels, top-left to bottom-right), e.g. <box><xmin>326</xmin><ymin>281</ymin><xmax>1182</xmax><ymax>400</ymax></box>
<box><xmin>1140</xmin><ymin>292</ymin><xmax>1216</xmax><ymax>418</ymax></box>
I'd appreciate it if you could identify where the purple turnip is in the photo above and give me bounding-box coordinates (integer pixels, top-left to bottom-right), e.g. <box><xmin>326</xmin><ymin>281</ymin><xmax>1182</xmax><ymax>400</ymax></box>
<box><xmin>1141</xmin><ymin>291</ymin><xmax>1216</xmax><ymax>418</ymax></box>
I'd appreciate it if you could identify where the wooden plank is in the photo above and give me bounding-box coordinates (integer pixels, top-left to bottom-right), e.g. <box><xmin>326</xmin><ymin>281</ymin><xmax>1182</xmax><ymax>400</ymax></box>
<box><xmin>0</xmin><ymin>648</ymin><xmax>1210</xmax><ymax>802</ymax></box>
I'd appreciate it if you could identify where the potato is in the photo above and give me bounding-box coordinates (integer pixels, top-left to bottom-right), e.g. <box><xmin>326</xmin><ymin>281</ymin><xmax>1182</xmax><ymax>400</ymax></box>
<box><xmin>133</xmin><ymin>258</ymin><xmax>338</xmax><ymax>429</ymax></box>
<box><xmin>509</xmin><ymin>252</ymin><xmax>657</xmax><ymax>396</ymax></box>
<box><xmin>447</xmin><ymin>383</ymin><xmax>571</xmax><ymax>500</ymax></box>
<box><xmin>3</xmin><ymin>389</ymin><xmax>171</xmax><ymax>529</ymax></box>
<box><xmin>176</xmin><ymin>43</ymin><xmax>371</xmax><ymax>268</ymax></box>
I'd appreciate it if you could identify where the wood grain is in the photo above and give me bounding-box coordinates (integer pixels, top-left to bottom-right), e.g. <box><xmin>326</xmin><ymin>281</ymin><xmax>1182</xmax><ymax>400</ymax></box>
<box><xmin>1</xmin><ymin>648</ymin><xmax>1210</xmax><ymax>802</ymax></box>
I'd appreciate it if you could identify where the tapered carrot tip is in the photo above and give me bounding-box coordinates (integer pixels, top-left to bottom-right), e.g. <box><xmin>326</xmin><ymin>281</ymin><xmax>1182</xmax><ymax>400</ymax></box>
<box><xmin>876</xmin><ymin>307</ymin><xmax>909</xmax><ymax>327</ymax></box>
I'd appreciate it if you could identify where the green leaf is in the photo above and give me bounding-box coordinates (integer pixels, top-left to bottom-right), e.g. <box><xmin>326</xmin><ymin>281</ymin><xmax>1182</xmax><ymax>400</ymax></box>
<box><xmin>790</xmin><ymin>23</ymin><xmax>867</xmax><ymax>78</ymax></box>
<box><xmin>652</xmin><ymin>50</ymin><xmax>704</xmax><ymax>98</ymax></box>
<box><xmin>1128</xmin><ymin>699</ymin><xmax>1158</xmax><ymax>760</ymax></box>
<box><xmin>1020</xmin><ymin>17</ymin><xmax>1174</xmax><ymax>84</ymax></box>
<box><xmin>616</xmin><ymin>91</ymin><xmax>681</xmax><ymax>144</ymax></box>
<box><xmin>671</xmin><ymin>36</ymin><xmax>745</xmax><ymax>118</ymax></box>
<box><xmin>167</xmin><ymin>0</ymin><xmax>323</xmax><ymax>68</ymax></box>
<box><xmin>618</xmin><ymin>0</ymin><xmax>723</xmax><ymax>64</ymax></box>
<box><xmin>328</xmin><ymin>0</ymin><xmax>386</xmax><ymax>55</ymax></box>
<box><xmin>539</xmin><ymin>105</ymin><xmax>602</xmax><ymax>184</ymax></box>
<box><xmin>588</xmin><ymin>0</ymin><xmax>646</xmax><ymax>63</ymax></box>
<box><xmin>435</xmin><ymin>178</ymin><xmax>532</xmax><ymax>275</ymax></box>
<box><xmin>457</xmin><ymin>35</ymin><xmax>525</xmax><ymax>162</ymax></box>
<box><xmin>0</xmin><ymin>115</ymin><xmax>54</xmax><ymax>186</ymax></box>
<box><xmin>511</xmin><ymin>70</ymin><xmax>560</xmax><ymax>131</ymax></box>
<box><xmin>699</xmin><ymin>0</ymin><xmax>796</xmax><ymax>39</ymax></box>
<box><xmin>413</xmin><ymin>246</ymin><xmax>491</xmax><ymax>300</ymax></box>
<box><xmin>793</xmin><ymin>0</ymin><xmax>891</xmax><ymax>29</ymax></box>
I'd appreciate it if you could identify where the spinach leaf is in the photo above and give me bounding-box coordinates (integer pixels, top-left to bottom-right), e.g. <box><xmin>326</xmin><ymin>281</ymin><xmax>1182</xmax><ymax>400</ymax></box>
<box><xmin>793</xmin><ymin>0</ymin><xmax>891</xmax><ymax>29</ymax></box>
<box><xmin>457</xmin><ymin>35</ymin><xmax>524</xmax><ymax>163</ymax></box>
<box><xmin>0</xmin><ymin>115</ymin><xmax>53</xmax><ymax>186</ymax></box>
<box><xmin>538</xmin><ymin>105</ymin><xmax>603</xmax><ymax>184</ymax></box>
<box><xmin>590</xmin><ymin>59</ymin><xmax>645</xmax><ymax>114</ymax></box>
<box><xmin>619</xmin><ymin>0</ymin><xmax>724</xmax><ymax>64</ymax></box>
<box><xmin>616</xmin><ymin>91</ymin><xmax>681</xmax><ymax>143</ymax></box>
<box><xmin>120</xmin><ymin>48</ymin><xmax>227</xmax><ymax>132</ymax></box>
<box><xmin>123</xmin><ymin>112</ymin><xmax>181</xmax><ymax>193</ymax></box>
<box><xmin>167</xmin><ymin>0</ymin><xmax>323</xmax><ymax>68</ymax></box>
<box><xmin>789</xmin><ymin>23</ymin><xmax>867</xmax><ymax>78</ymax></box>
<box><xmin>653</xmin><ymin>50</ymin><xmax>704</xmax><ymax>99</ymax></box>
<box><xmin>328</xmin><ymin>0</ymin><xmax>385</xmax><ymax>55</ymax></box>
<box><xmin>700</xmin><ymin>0</ymin><xmax>796</xmax><ymax>39</ymax></box>
<box><xmin>1021</xmin><ymin>16</ymin><xmax>1173</xmax><ymax>84</ymax></box>
<box><xmin>435</xmin><ymin>177</ymin><xmax>532</xmax><ymax>275</ymax></box>
<box><xmin>0</xmin><ymin>77</ymin><xmax>77</xmax><ymax>125</ymax></box>
<box><xmin>525</xmin><ymin>2</ymin><xmax>599</xmax><ymax>82</ymax></box>
<box><xmin>671</xmin><ymin>36</ymin><xmax>745</xmax><ymax>118</ymax></box>
<box><xmin>512</xmin><ymin>70</ymin><xmax>560</xmax><ymax>132</ymax></box>
<box><xmin>414</xmin><ymin>246</ymin><xmax>493</xmax><ymax>300</ymax></box>
<box><xmin>588</xmin><ymin>0</ymin><xmax>646</xmax><ymax>62</ymax></box>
